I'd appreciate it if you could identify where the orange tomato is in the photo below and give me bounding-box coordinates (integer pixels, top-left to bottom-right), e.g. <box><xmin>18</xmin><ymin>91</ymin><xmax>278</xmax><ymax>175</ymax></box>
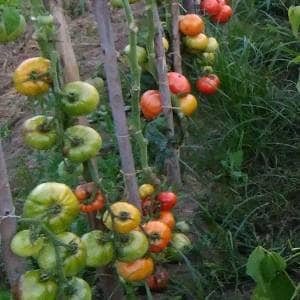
<box><xmin>179</xmin><ymin>14</ymin><xmax>205</xmax><ymax>36</ymax></box>
<box><xmin>179</xmin><ymin>94</ymin><xmax>198</xmax><ymax>116</ymax></box>
<box><xmin>143</xmin><ymin>221</ymin><xmax>171</xmax><ymax>252</ymax></box>
<box><xmin>140</xmin><ymin>90</ymin><xmax>163</xmax><ymax>120</ymax></box>
<box><xmin>156</xmin><ymin>211</ymin><xmax>175</xmax><ymax>230</ymax></box>
<box><xmin>116</xmin><ymin>257</ymin><xmax>154</xmax><ymax>282</ymax></box>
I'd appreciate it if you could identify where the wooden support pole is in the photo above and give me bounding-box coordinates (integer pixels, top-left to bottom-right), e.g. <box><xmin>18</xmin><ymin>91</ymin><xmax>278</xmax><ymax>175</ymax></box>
<box><xmin>171</xmin><ymin>0</ymin><xmax>182</xmax><ymax>73</ymax></box>
<box><xmin>0</xmin><ymin>141</ymin><xmax>25</xmax><ymax>300</ymax></box>
<box><xmin>92</xmin><ymin>0</ymin><xmax>140</xmax><ymax>208</ymax></box>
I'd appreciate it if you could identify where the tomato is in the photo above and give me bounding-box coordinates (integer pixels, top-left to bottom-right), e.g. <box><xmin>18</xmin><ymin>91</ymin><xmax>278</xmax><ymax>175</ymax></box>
<box><xmin>124</xmin><ymin>45</ymin><xmax>147</xmax><ymax>66</ymax></box>
<box><xmin>184</xmin><ymin>33</ymin><xmax>209</xmax><ymax>51</ymax></box>
<box><xmin>103</xmin><ymin>202</ymin><xmax>141</xmax><ymax>233</ymax></box>
<box><xmin>85</xmin><ymin>77</ymin><xmax>104</xmax><ymax>94</ymax></box>
<box><xmin>19</xmin><ymin>270</ymin><xmax>57</xmax><ymax>300</ymax></box>
<box><xmin>117</xmin><ymin>230</ymin><xmax>149</xmax><ymax>262</ymax></box>
<box><xmin>140</xmin><ymin>90</ymin><xmax>162</xmax><ymax>120</ymax></box>
<box><xmin>143</xmin><ymin>221</ymin><xmax>171</xmax><ymax>253</ymax></box>
<box><xmin>65</xmin><ymin>277</ymin><xmax>92</xmax><ymax>300</ymax></box>
<box><xmin>205</xmin><ymin>37</ymin><xmax>219</xmax><ymax>52</ymax></box>
<box><xmin>179</xmin><ymin>14</ymin><xmax>205</xmax><ymax>36</ymax></box>
<box><xmin>116</xmin><ymin>257</ymin><xmax>154</xmax><ymax>282</ymax></box>
<box><xmin>175</xmin><ymin>221</ymin><xmax>190</xmax><ymax>233</ymax></box>
<box><xmin>0</xmin><ymin>8</ymin><xmax>26</xmax><ymax>43</ymax></box>
<box><xmin>57</xmin><ymin>160</ymin><xmax>84</xmax><ymax>178</ymax></box>
<box><xmin>61</xmin><ymin>81</ymin><xmax>100</xmax><ymax>116</ymax></box>
<box><xmin>81</xmin><ymin>230</ymin><xmax>114</xmax><ymax>267</ymax></box>
<box><xmin>23</xmin><ymin>182</ymin><xmax>80</xmax><ymax>233</ymax></box>
<box><xmin>162</xmin><ymin>37</ymin><xmax>169</xmax><ymax>51</ymax></box>
<box><xmin>74</xmin><ymin>182</ymin><xmax>105</xmax><ymax>213</ymax></box>
<box><xmin>63</xmin><ymin>125</ymin><xmax>102</xmax><ymax>163</ymax></box>
<box><xmin>146</xmin><ymin>268</ymin><xmax>169</xmax><ymax>292</ymax></box>
<box><xmin>13</xmin><ymin>57</ymin><xmax>51</xmax><ymax>96</ymax></box>
<box><xmin>22</xmin><ymin>115</ymin><xmax>57</xmax><ymax>150</ymax></box>
<box><xmin>138</xmin><ymin>183</ymin><xmax>155</xmax><ymax>199</ymax></box>
<box><xmin>156</xmin><ymin>191</ymin><xmax>177</xmax><ymax>211</ymax></box>
<box><xmin>156</xmin><ymin>211</ymin><xmax>175</xmax><ymax>230</ymax></box>
<box><xmin>202</xmin><ymin>65</ymin><xmax>214</xmax><ymax>74</ymax></box>
<box><xmin>179</xmin><ymin>94</ymin><xmax>198</xmax><ymax>116</ymax></box>
<box><xmin>211</xmin><ymin>5</ymin><xmax>233</xmax><ymax>23</ymax></box>
<box><xmin>37</xmin><ymin>232</ymin><xmax>86</xmax><ymax>277</ymax></box>
<box><xmin>200</xmin><ymin>0</ymin><xmax>221</xmax><ymax>16</ymax></box>
<box><xmin>165</xmin><ymin>233</ymin><xmax>192</xmax><ymax>261</ymax></box>
<box><xmin>11</xmin><ymin>229</ymin><xmax>44</xmax><ymax>257</ymax></box>
<box><xmin>196</xmin><ymin>74</ymin><xmax>220</xmax><ymax>95</ymax></box>
<box><xmin>218</xmin><ymin>0</ymin><xmax>228</xmax><ymax>5</ymax></box>
<box><xmin>167</xmin><ymin>72</ymin><xmax>191</xmax><ymax>95</ymax></box>
<box><xmin>141</xmin><ymin>197</ymin><xmax>160</xmax><ymax>216</ymax></box>
<box><xmin>202</xmin><ymin>52</ymin><xmax>215</xmax><ymax>65</ymax></box>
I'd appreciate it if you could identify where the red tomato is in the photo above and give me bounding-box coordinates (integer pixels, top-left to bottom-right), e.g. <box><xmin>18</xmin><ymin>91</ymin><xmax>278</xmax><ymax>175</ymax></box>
<box><xmin>156</xmin><ymin>192</ymin><xmax>177</xmax><ymax>211</ymax></box>
<box><xmin>211</xmin><ymin>5</ymin><xmax>233</xmax><ymax>23</ymax></box>
<box><xmin>218</xmin><ymin>0</ymin><xmax>228</xmax><ymax>4</ymax></box>
<box><xmin>140</xmin><ymin>90</ymin><xmax>163</xmax><ymax>120</ymax></box>
<box><xmin>167</xmin><ymin>72</ymin><xmax>191</xmax><ymax>95</ymax></box>
<box><xmin>200</xmin><ymin>0</ymin><xmax>221</xmax><ymax>16</ymax></box>
<box><xmin>195</xmin><ymin>74</ymin><xmax>220</xmax><ymax>95</ymax></box>
<box><xmin>146</xmin><ymin>268</ymin><xmax>169</xmax><ymax>292</ymax></box>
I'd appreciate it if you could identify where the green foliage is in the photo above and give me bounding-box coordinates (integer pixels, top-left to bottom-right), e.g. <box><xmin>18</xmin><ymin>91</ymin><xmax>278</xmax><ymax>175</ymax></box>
<box><xmin>288</xmin><ymin>6</ymin><xmax>300</xmax><ymax>38</ymax></box>
<box><xmin>0</xmin><ymin>289</ymin><xmax>11</xmax><ymax>300</ymax></box>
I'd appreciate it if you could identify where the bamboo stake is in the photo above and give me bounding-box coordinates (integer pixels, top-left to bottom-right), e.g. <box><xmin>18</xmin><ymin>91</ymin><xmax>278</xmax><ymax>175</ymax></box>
<box><xmin>171</xmin><ymin>0</ymin><xmax>182</xmax><ymax>73</ymax></box>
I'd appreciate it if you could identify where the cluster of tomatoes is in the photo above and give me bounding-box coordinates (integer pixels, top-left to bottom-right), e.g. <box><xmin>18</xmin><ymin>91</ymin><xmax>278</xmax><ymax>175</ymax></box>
<box><xmin>200</xmin><ymin>0</ymin><xmax>233</xmax><ymax>24</ymax></box>
<box><xmin>10</xmin><ymin>181</ymin><xmax>191</xmax><ymax>298</ymax></box>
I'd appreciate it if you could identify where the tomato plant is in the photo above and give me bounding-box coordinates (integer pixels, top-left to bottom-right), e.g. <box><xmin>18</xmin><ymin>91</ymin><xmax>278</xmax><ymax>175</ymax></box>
<box><xmin>146</xmin><ymin>268</ymin><xmax>169</xmax><ymax>292</ymax></box>
<box><xmin>179</xmin><ymin>94</ymin><xmax>198</xmax><ymax>116</ymax></box>
<box><xmin>167</xmin><ymin>72</ymin><xmax>191</xmax><ymax>95</ymax></box>
<box><xmin>156</xmin><ymin>191</ymin><xmax>177</xmax><ymax>211</ymax></box>
<box><xmin>179</xmin><ymin>14</ymin><xmax>205</xmax><ymax>36</ymax></box>
<box><xmin>81</xmin><ymin>230</ymin><xmax>114</xmax><ymax>267</ymax></box>
<box><xmin>196</xmin><ymin>74</ymin><xmax>220</xmax><ymax>95</ymax></box>
<box><xmin>140</xmin><ymin>90</ymin><xmax>163</xmax><ymax>120</ymax></box>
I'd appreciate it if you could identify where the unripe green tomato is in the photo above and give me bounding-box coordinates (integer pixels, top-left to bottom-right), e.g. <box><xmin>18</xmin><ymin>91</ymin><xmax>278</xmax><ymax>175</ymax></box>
<box><xmin>205</xmin><ymin>37</ymin><xmax>219</xmax><ymax>52</ymax></box>
<box><xmin>175</xmin><ymin>221</ymin><xmax>190</xmax><ymax>233</ymax></box>
<box><xmin>81</xmin><ymin>230</ymin><xmax>114</xmax><ymax>267</ymax></box>
<box><xmin>202</xmin><ymin>66</ymin><xmax>214</xmax><ymax>73</ymax></box>
<box><xmin>85</xmin><ymin>77</ymin><xmax>105</xmax><ymax>94</ymax></box>
<box><xmin>202</xmin><ymin>52</ymin><xmax>215</xmax><ymax>65</ymax></box>
<box><xmin>124</xmin><ymin>45</ymin><xmax>147</xmax><ymax>66</ymax></box>
<box><xmin>165</xmin><ymin>233</ymin><xmax>192</xmax><ymax>261</ymax></box>
<box><xmin>67</xmin><ymin>277</ymin><xmax>92</xmax><ymax>300</ymax></box>
<box><xmin>57</xmin><ymin>160</ymin><xmax>84</xmax><ymax>178</ymax></box>
<box><xmin>10</xmin><ymin>229</ymin><xmax>44</xmax><ymax>257</ymax></box>
<box><xmin>184</xmin><ymin>33</ymin><xmax>208</xmax><ymax>51</ymax></box>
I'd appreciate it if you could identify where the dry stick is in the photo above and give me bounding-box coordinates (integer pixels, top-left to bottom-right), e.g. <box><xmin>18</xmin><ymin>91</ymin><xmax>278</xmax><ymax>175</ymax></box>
<box><xmin>0</xmin><ymin>141</ymin><xmax>25</xmax><ymax>300</ymax></box>
<box><xmin>183</xmin><ymin>0</ymin><xmax>195</xmax><ymax>13</ymax></box>
<box><xmin>92</xmin><ymin>0</ymin><xmax>140</xmax><ymax>208</ymax></box>
<box><xmin>171</xmin><ymin>0</ymin><xmax>182</xmax><ymax>73</ymax></box>
<box><xmin>151</xmin><ymin>0</ymin><xmax>182</xmax><ymax>186</ymax></box>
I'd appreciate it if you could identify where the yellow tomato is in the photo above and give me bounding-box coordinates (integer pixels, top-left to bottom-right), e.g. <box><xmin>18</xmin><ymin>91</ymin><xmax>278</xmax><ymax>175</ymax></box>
<box><xmin>13</xmin><ymin>57</ymin><xmax>51</xmax><ymax>96</ymax></box>
<box><xmin>162</xmin><ymin>37</ymin><xmax>169</xmax><ymax>51</ymax></box>
<box><xmin>179</xmin><ymin>94</ymin><xmax>198</xmax><ymax>116</ymax></box>
<box><xmin>103</xmin><ymin>202</ymin><xmax>141</xmax><ymax>233</ymax></box>
<box><xmin>138</xmin><ymin>183</ymin><xmax>155</xmax><ymax>199</ymax></box>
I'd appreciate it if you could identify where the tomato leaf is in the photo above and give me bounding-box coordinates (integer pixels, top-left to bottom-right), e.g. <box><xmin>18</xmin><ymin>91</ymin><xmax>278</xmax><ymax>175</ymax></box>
<box><xmin>291</xmin><ymin>55</ymin><xmax>300</xmax><ymax>64</ymax></box>
<box><xmin>288</xmin><ymin>6</ymin><xmax>300</xmax><ymax>38</ymax></box>
<box><xmin>2</xmin><ymin>7</ymin><xmax>21</xmax><ymax>35</ymax></box>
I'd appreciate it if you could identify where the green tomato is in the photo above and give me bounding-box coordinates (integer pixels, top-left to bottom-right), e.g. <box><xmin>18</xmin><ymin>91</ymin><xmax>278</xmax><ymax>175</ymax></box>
<box><xmin>10</xmin><ymin>229</ymin><xmax>44</xmax><ymax>257</ymax></box>
<box><xmin>124</xmin><ymin>45</ymin><xmax>147</xmax><ymax>66</ymax></box>
<box><xmin>0</xmin><ymin>8</ymin><xmax>26</xmax><ymax>43</ymax></box>
<box><xmin>65</xmin><ymin>277</ymin><xmax>92</xmax><ymax>300</ymax></box>
<box><xmin>22</xmin><ymin>115</ymin><xmax>57</xmax><ymax>150</ymax></box>
<box><xmin>184</xmin><ymin>33</ymin><xmax>208</xmax><ymax>51</ymax></box>
<box><xmin>202</xmin><ymin>66</ymin><xmax>214</xmax><ymax>74</ymax></box>
<box><xmin>23</xmin><ymin>182</ymin><xmax>80</xmax><ymax>233</ymax></box>
<box><xmin>81</xmin><ymin>230</ymin><xmax>114</xmax><ymax>267</ymax></box>
<box><xmin>37</xmin><ymin>232</ymin><xmax>86</xmax><ymax>277</ymax></box>
<box><xmin>205</xmin><ymin>37</ymin><xmax>219</xmax><ymax>53</ymax></box>
<box><xmin>63</xmin><ymin>125</ymin><xmax>102</xmax><ymax>163</ymax></box>
<box><xmin>19</xmin><ymin>270</ymin><xmax>57</xmax><ymax>300</ymax></box>
<box><xmin>165</xmin><ymin>233</ymin><xmax>192</xmax><ymax>261</ymax></box>
<box><xmin>202</xmin><ymin>52</ymin><xmax>215</xmax><ymax>65</ymax></box>
<box><xmin>117</xmin><ymin>230</ymin><xmax>149</xmax><ymax>262</ymax></box>
<box><xmin>61</xmin><ymin>81</ymin><xmax>100</xmax><ymax>116</ymax></box>
<box><xmin>175</xmin><ymin>221</ymin><xmax>190</xmax><ymax>233</ymax></box>
<box><xmin>57</xmin><ymin>160</ymin><xmax>84</xmax><ymax>178</ymax></box>
<box><xmin>85</xmin><ymin>77</ymin><xmax>104</xmax><ymax>94</ymax></box>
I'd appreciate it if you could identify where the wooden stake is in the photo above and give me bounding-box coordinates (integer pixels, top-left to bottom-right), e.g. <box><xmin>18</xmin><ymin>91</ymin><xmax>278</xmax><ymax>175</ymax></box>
<box><xmin>171</xmin><ymin>0</ymin><xmax>182</xmax><ymax>73</ymax></box>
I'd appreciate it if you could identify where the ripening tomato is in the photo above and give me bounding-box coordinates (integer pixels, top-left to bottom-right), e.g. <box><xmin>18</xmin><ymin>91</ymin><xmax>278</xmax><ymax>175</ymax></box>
<box><xmin>167</xmin><ymin>72</ymin><xmax>191</xmax><ymax>95</ymax></box>
<box><xmin>63</xmin><ymin>125</ymin><xmax>102</xmax><ymax>163</ymax></box>
<box><xmin>23</xmin><ymin>182</ymin><xmax>80</xmax><ymax>233</ymax></box>
<box><xmin>146</xmin><ymin>268</ymin><xmax>169</xmax><ymax>292</ymax></box>
<box><xmin>115</xmin><ymin>257</ymin><xmax>154</xmax><ymax>282</ymax></box>
<box><xmin>37</xmin><ymin>232</ymin><xmax>86</xmax><ymax>277</ymax></box>
<box><xmin>184</xmin><ymin>33</ymin><xmax>209</xmax><ymax>51</ymax></box>
<box><xmin>11</xmin><ymin>229</ymin><xmax>44</xmax><ymax>257</ymax></box>
<box><xmin>103</xmin><ymin>202</ymin><xmax>141</xmax><ymax>233</ymax></box>
<box><xmin>179</xmin><ymin>94</ymin><xmax>198</xmax><ymax>116</ymax></box>
<box><xmin>143</xmin><ymin>220</ymin><xmax>171</xmax><ymax>252</ymax></box>
<box><xmin>81</xmin><ymin>230</ymin><xmax>114</xmax><ymax>267</ymax></box>
<box><xmin>205</xmin><ymin>37</ymin><xmax>219</xmax><ymax>53</ymax></box>
<box><xmin>200</xmin><ymin>0</ymin><xmax>221</xmax><ymax>16</ymax></box>
<box><xmin>156</xmin><ymin>191</ymin><xmax>177</xmax><ymax>211</ymax></box>
<box><xmin>156</xmin><ymin>211</ymin><xmax>175</xmax><ymax>230</ymax></box>
<box><xmin>117</xmin><ymin>230</ymin><xmax>149</xmax><ymax>262</ymax></box>
<box><xmin>139</xmin><ymin>183</ymin><xmax>155</xmax><ymax>199</ymax></box>
<box><xmin>196</xmin><ymin>74</ymin><xmax>220</xmax><ymax>95</ymax></box>
<box><xmin>179</xmin><ymin>14</ymin><xmax>205</xmax><ymax>36</ymax></box>
<box><xmin>22</xmin><ymin>115</ymin><xmax>57</xmax><ymax>150</ymax></box>
<box><xmin>61</xmin><ymin>81</ymin><xmax>100</xmax><ymax>116</ymax></box>
<box><xmin>142</xmin><ymin>197</ymin><xmax>160</xmax><ymax>216</ymax></box>
<box><xmin>19</xmin><ymin>270</ymin><xmax>58</xmax><ymax>300</ymax></box>
<box><xmin>140</xmin><ymin>90</ymin><xmax>163</xmax><ymax>120</ymax></box>
<box><xmin>13</xmin><ymin>57</ymin><xmax>51</xmax><ymax>96</ymax></box>
<box><xmin>211</xmin><ymin>5</ymin><xmax>233</xmax><ymax>23</ymax></box>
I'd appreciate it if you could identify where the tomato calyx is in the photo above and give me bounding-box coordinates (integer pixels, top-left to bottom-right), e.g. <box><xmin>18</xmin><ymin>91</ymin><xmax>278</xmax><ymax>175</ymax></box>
<box><xmin>28</xmin><ymin>70</ymin><xmax>50</xmax><ymax>82</ymax></box>
<box><xmin>65</xmin><ymin>91</ymin><xmax>80</xmax><ymax>103</ymax></box>
<box><xmin>48</xmin><ymin>204</ymin><xmax>62</xmax><ymax>216</ymax></box>
<box><xmin>149</xmin><ymin>232</ymin><xmax>161</xmax><ymax>241</ymax></box>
